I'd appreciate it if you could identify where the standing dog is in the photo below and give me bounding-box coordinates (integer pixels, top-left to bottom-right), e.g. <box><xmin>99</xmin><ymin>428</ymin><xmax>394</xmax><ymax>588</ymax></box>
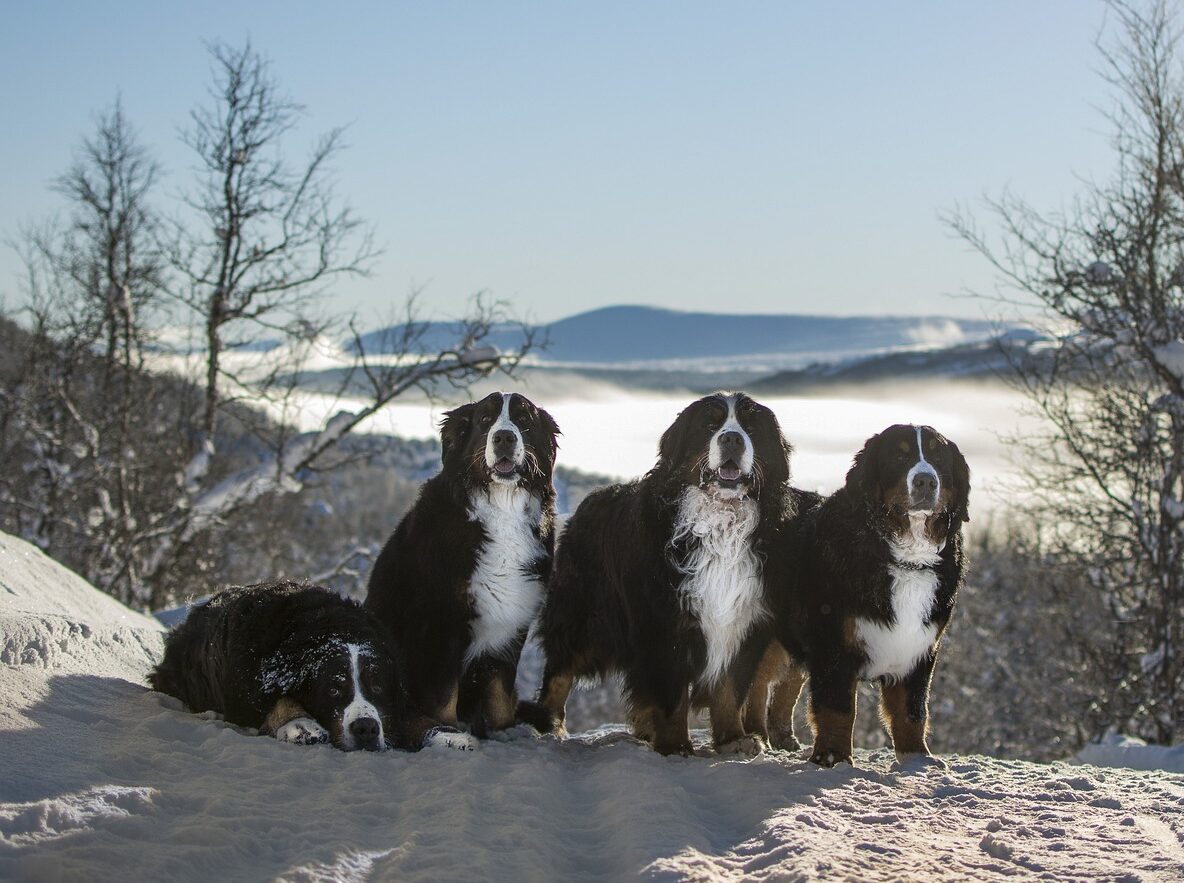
<box><xmin>765</xmin><ymin>424</ymin><xmax>970</xmax><ymax>767</ymax></box>
<box><xmin>525</xmin><ymin>392</ymin><xmax>793</xmax><ymax>755</ymax></box>
<box><xmin>365</xmin><ymin>391</ymin><xmax>560</xmax><ymax>738</ymax></box>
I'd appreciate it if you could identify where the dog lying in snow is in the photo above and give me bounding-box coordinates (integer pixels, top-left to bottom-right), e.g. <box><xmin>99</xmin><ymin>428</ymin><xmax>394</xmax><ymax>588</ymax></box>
<box><xmin>149</xmin><ymin>581</ymin><xmax>478</xmax><ymax>752</ymax></box>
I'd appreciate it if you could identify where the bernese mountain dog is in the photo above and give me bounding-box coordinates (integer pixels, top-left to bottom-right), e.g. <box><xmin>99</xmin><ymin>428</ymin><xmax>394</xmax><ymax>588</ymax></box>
<box><xmin>364</xmin><ymin>391</ymin><xmax>560</xmax><ymax>739</ymax></box>
<box><xmin>149</xmin><ymin>580</ymin><xmax>477</xmax><ymax>752</ymax></box>
<box><xmin>524</xmin><ymin>392</ymin><xmax>793</xmax><ymax>756</ymax></box>
<box><xmin>763</xmin><ymin>424</ymin><xmax>970</xmax><ymax>767</ymax></box>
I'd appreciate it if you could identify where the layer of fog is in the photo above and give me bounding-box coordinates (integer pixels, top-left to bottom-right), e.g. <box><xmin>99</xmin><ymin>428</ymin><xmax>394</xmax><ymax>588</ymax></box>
<box><xmin>266</xmin><ymin>375</ymin><xmax>1033</xmax><ymax>510</ymax></box>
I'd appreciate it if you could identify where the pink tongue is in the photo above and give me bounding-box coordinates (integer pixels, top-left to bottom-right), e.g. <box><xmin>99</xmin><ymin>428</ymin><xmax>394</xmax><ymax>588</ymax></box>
<box><xmin>494</xmin><ymin>459</ymin><xmax>516</xmax><ymax>475</ymax></box>
<box><xmin>719</xmin><ymin>463</ymin><xmax>742</xmax><ymax>481</ymax></box>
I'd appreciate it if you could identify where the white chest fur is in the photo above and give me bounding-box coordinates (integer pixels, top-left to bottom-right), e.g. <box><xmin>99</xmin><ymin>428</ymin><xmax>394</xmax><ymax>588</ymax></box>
<box><xmin>671</xmin><ymin>487</ymin><xmax>767</xmax><ymax>685</ymax></box>
<box><xmin>855</xmin><ymin>516</ymin><xmax>942</xmax><ymax>681</ymax></box>
<box><xmin>465</xmin><ymin>484</ymin><xmax>547</xmax><ymax>666</ymax></box>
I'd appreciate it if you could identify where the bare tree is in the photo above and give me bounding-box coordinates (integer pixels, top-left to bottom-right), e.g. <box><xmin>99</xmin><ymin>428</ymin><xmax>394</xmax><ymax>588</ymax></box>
<box><xmin>0</xmin><ymin>98</ymin><xmax>175</xmax><ymax>596</ymax></box>
<box><xmin>52</xmin><ymin>96</ymin><xmax>167</xmax><ymax>370</ymax></box>
<box><xmin>948</xmin><ymin>0</ymin><xmax>1184</xmax><ymax>744</ymax></box>
<box><xmin>161</xmin><ymin>293</ymin><xmax>536</xmax><ymax>582</ymax></box>
<box><xmin>3</xmin><ymin>45</ymin><xmax>538</xmax><ymax>610</ymax></box>
<box><xmin>172</xmin><ymin>40</ymin><xmax>378</xmax><ymax>450</ymax></box>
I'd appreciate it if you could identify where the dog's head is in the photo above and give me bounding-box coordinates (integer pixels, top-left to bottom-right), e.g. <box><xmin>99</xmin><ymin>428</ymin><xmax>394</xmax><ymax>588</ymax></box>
<box><xmin>845</xmin><ymin>423</ymin><xmax>970</xmax><ymax>543</ymax></box>
<box><xmin>654</xmin><ymin>392</ymin><xmax>791</xmax><ymax>500</ymax></box>
<box><xmin>264</xmin><ymin>632</ymin><xmax>402</xmax><ymax>752</ymax></box>
<box><xmin>438</xmin><ymin>391</ymin><xmax>560</xmax><ymax>493</ymax></box>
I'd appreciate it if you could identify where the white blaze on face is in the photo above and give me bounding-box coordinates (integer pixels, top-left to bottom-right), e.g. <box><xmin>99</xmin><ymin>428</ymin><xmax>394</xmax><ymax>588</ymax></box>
<box><xmin>484</xmin><ymin>393</ymin><xmax>525</xmax><ymax>480</ymax></box>
<box><xmin>707</xmin><ymin>395</ymin><xmax>755</xmax><ymax>475</ymax></box>
<box><xmin>906</xmin><ymin>425</ymin><xmax>939</xmax><ymax>509</ymax></box>
<box><xmin>340</xmin><ymin>643</ymin><xmax>384</xmax><ymax>751</ymax></box>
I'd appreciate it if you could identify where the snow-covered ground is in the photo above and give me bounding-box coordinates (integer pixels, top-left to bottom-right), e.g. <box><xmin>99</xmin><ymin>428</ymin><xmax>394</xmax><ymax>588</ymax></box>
<box><xmin>3</xmin><ymin>531</ymin><xmax>1183</xmax><ymax>882</ymax></box>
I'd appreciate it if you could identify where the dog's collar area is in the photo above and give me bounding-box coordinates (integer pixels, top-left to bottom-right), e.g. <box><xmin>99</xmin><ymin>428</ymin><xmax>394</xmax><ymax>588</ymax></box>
<box><xmin>890</xmin><ymin>557</ymin><xmax>934</xmax><ymax>572</ymax></box>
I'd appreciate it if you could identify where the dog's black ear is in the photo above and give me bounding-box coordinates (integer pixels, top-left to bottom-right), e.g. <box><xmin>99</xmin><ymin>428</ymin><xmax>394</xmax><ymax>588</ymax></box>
<box><xmin>767</xmin><ymin>410</ymin><xmax>793</xmax><ymax>488</ymax></box>
<box><xmin>537</xmin><ymin>407</ymin><xmax>561</xmax><ymax>461</ymax></box>
<box><xmin>656</xmin><ymin>405</ymin><xmax>694</xmax><ymax>470</ymax></box>
<box><xmin>845</xmin><ymin>430</ymin><xmax>883</xmax><ymax>499</ymax></box>
<box><xmin>439</xmin><ymin>403</ymin><xmax>476</xmax><ymax>462</ymax></box>
<box><xmin>948</xmin><ymin>437</ymin><xmax>971</xmax><ymax>523</ymax></box>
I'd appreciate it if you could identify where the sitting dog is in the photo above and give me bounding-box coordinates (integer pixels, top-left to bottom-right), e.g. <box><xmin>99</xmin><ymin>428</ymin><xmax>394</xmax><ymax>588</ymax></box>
<box><xmin>524</xmin><ymin>392</ymin><xmax>794</xmax><ymax>756</ymax></box>
<box><xmin>150</xmin><ymin>580</ymin><xmax>477</xmax><ymax>751</ymax></box>
<box><xmin>765</xmin><ymin>424</ymin><xmax>970</xmax><ymax>767</ymax></box>
<box><xmin>364</xmin><ymin>391</ymin><xmax>560</xmax><ymax>738</ymax></box>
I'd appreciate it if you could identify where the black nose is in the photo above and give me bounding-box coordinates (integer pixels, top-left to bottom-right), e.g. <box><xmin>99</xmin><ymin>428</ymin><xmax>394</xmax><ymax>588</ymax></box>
<box><xmin>911</xmin><ymin>473</ymin><xmax>938</xmax><ymax>497</ymax></box>
<box><xmin>349</xmin><ymin>717</ymin><xmax>381</xmax><ymax>750</ymax></box>
<box><xmin>492</xmin><ymin>429</ymin><xmax>517</xmax><ymax>455</ymax></box>
<box><xmin>717</xmin><ymin>430</ymin><xmax>745</xmax><ymax>458</ymax></box>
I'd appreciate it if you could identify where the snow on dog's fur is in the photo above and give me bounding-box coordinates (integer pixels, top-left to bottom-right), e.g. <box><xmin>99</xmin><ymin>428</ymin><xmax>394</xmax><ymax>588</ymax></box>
<box><xmin>150</xmin><ymin>581</ymin><xmax>474</xmax><ymax>752</ymax></box>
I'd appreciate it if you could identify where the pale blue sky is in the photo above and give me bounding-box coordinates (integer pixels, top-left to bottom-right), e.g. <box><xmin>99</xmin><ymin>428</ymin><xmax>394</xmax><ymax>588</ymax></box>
<box><xmin>1</xmin><ymin>1</ymin><xmax>1116</xmax><ymax>325</ymax></box>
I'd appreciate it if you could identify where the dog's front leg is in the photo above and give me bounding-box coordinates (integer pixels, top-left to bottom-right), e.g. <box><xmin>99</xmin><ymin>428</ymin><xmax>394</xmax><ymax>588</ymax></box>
<box><xmin>807</xmin><ymin>658</ymin><xmax>859</xmax><ymax>767</ymax></box>
<box><xmin>261</xmin><ymin>697</ymin><xmax>329</xmax><ymax>746</ymax></box>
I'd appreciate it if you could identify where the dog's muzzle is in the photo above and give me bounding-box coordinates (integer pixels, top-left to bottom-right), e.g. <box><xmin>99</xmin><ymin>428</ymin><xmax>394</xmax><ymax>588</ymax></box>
<box><xmin>490</xmin><ymin>429</ymin><xmax>520</xmax><ymax>478</ymax></box>
<box><xmin>908</xmin><ymin>468</ymin><xmax>939</xmax><ymax>511</ymax></box>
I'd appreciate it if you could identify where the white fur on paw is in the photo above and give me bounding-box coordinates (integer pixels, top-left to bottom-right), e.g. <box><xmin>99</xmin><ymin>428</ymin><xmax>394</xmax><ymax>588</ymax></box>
<box><xmin>423</xmin><ymin>728</ymin><xmax>479</xmax><ymax>752</ymax></box>
<box><xmin>274</xmin><ymin>717</ymin><xmax>329</xmax><ymax>746</ymax></box>
<box><xmin>717</xmin><ymin>734</ymin><xmax>766</xmax><ymax>757</ymax></box>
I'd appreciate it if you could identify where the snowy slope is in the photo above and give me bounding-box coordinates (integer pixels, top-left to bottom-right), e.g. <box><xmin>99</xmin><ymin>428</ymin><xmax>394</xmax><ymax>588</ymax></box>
<box><xmin>1079</xmin><ymin>736</ymin><xmax>1184</xmax><ymax>774</ymax></box>
<box><xmin>0</xmin><ymin>532</ymin><xmax>164</xmax><ymax>684</ymax></box>
<box><xmin>2</xmin><ymin>532</ymin><xmax>1183</xmax><ymax>882</ymax></box>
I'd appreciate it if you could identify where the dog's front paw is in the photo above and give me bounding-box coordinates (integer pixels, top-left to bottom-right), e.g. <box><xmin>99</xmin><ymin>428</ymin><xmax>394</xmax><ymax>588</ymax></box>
<box><xmin>274</xmin><ymin>717</ymin><xmax>329</xmax><ymax>746</ymax></box>
<box><xmin>423</xmin><ymin>726</ymin><xmax>479</xmax><ymax>752</ymax></box>
<box><xmin>716</xmin><ymin>734</ymin><xmax>766</xmax><ymax>757</ymax></box>
<box><xmin>808</xmin><ymin>746</ymin><xmax>853</xmax><ymax>768</ymax></box>
<box><xmin>653</xmin><ymin>739</ymin><xmax>694</xmax><ymax>757</ymax></box>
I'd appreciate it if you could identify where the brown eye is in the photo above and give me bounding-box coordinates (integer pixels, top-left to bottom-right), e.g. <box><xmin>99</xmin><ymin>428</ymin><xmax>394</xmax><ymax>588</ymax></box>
<box><xmin>328</xmin><ymin>686</ymin><xmax>341</xmax><ymax>698</ymax></box>
<box><xmin>370</xmin><ymin>684</ymin><xmax>383</xmax><ymax>696</ymax></box>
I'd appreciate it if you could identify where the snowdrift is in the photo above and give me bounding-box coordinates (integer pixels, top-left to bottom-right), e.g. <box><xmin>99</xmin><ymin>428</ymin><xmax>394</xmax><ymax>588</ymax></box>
<box><xmin>2</xmin><ymin>531</ymin><xmax>1183</xmax><ymax>881</ymax></box>
<box><xmin>1079</xmin><ymin>735</ymin><xmax>1184</xmax><ymax>775</ymax></box>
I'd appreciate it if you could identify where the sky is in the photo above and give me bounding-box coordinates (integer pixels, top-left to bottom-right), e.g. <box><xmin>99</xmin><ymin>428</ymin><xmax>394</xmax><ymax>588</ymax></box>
<box><xmin>0</xmin><ymin>1</ymin><xmax>1119</xmax><ymax>327</ymax></box>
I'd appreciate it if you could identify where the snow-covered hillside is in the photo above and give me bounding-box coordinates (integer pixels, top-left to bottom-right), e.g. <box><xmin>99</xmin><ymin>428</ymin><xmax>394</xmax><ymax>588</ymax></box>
<box><xmin>2</xmin><ymin>532</ymin><xmax>1183</xmax><ymax>881</ymax></box>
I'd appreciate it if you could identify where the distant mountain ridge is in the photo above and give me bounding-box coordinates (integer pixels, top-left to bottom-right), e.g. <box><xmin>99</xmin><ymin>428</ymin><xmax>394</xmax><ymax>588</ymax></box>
<box><xmin>749</xmin><ymin>330</ymin><xmax>1049</xmax><ymax>393</ymax></box>
<box><xmin>351</xmin><ymin>305</ymin><xmax>1006</xmax><ymax>371</ymax></box>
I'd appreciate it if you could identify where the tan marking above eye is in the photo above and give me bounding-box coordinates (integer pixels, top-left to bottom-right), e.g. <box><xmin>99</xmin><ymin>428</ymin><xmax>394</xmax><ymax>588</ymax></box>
<box><xmin>899</xmin><ymin>441</ymin><xmax>910</xmax><ymax>453</ymax></box>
